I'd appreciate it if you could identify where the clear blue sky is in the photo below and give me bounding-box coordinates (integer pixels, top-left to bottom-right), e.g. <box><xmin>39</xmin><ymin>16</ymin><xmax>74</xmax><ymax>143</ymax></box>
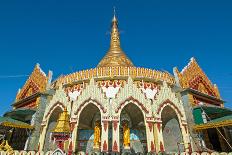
<box><xmin>0</xmin><ymin>0</ymin><xmax>231</xmax><ymax>115</ymax></box>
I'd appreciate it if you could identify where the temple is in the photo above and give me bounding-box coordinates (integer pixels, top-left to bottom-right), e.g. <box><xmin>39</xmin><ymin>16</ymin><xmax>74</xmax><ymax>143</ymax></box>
<box><xmin>0</xmin><ymin>11</ymin><xmax>231</xmax><ymax>154</ymax></box>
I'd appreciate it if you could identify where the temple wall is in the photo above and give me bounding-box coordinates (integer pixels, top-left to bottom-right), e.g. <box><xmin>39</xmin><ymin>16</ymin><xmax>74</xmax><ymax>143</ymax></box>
<box><xmin>181</xmin><ymin>92</ymin><xmax>203</xmax><ymax>152</ymax></box>
<box><xmin>27</xmin><ymin>94</ymin><xmax>50</xmax><ymax>151</ymax></box>
<box><xmin>38</xmin><ymin>76</ymin><xmax>191</xmax><ymax>153</ymax></box>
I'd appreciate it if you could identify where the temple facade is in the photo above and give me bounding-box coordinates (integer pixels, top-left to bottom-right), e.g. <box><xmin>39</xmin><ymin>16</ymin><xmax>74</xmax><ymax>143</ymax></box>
<box><xmin>0</xmin><ymin>13</ymin><xmax>231</xmax><ymax>154</ymax></box>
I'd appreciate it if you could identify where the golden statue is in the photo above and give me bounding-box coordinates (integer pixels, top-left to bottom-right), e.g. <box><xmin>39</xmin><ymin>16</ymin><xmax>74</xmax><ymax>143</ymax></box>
<box><xmin>123</xmin><ymin>121</ymin><xmax>130</xmax><ymax>148</ymax></box>
<box><xmin>93</xmin><ymin>121</ymin><xmax>101</xmax><ymax>148</ymax></box>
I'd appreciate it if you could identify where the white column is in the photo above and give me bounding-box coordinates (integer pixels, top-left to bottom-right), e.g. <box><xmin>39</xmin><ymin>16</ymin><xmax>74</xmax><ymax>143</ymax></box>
<box><xmin>180</xmin><ymin>123</ymin><xmax>191</xmax><ymax>152</ymax></box>
<box><xmin>145</xmin><ymin>122</ymin><xmax>156</xmax><ymax>153</ymax></box>
<box><xmin>71</xmin><ymin>122</ymin><xmax>78</xmax><ymax>152</ymax></box>
<box><xmin>101</xmin><ymin>120</ymin><xmax>109</xmax><ymax>152</ymax></box>
<box><xmin>112</xmin><ymin>120</ymin><xmax>120</xmax><ymax>153</ymax></box>
<box><xmin>38</xmin><ymin>123</ymin><xmax>48</xmax><ymax>151</ymax></box>
<box><xmin>153</xmin><ymin>122</ymin><xmax>165</xmax><ymax>152</ymax></box>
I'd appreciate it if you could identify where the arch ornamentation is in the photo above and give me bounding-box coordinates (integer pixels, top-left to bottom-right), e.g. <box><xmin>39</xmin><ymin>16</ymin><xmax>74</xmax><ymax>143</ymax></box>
<box><xmin>115</xmin><ymin>96</ymin><xmax>149</xmax><ymax>115</ymax></box>
<box><xmin>111</xmin><ymin>77</ymin><xmax>152</xmax><ymax>117</ymax></box>
<box><xmin>74</xmin><ymin>98</ymin><xmax>106</xmax><ymax>118</ymax></box>
<box><xmin>157</xmin><ymin>99</ymin><xmax>183</xmax><ymax>118</ymax></box>
<box><xmin>44</xmin><ymin>102</ymin><xmax>65</xmax><ymax>120</ymax></box>
<box><xmin>43</xmin><ymin>85</ymin><xmax>70</xmax><ymax>122</ymax></box>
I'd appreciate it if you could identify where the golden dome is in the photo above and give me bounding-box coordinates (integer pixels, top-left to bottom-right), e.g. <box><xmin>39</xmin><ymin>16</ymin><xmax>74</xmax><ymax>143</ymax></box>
<box><xmin>97</xmin><ymin>12</ymin><xmax>134</xmax><ymax>67</ymax></box>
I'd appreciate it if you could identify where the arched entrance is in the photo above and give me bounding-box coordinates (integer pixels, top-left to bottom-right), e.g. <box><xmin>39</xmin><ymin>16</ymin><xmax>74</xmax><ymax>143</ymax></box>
<box><xmin>77</xmin><ymin>103</ymin><xmax>101</xmax><ymax>154</ymax></box>
<box><xmin>44</xmin><ymin>107</ymin><xmax>63</xmax><ymax>151</ymax></box>
<box><xmin>120</xmin><ymin>103</ymin><xmax>147</xmax><ymax>154</ymax></box>
<box><xmin>161</xmin><ymin>106</ymin><xmax>183</xmax><ymax>153</ymax></box>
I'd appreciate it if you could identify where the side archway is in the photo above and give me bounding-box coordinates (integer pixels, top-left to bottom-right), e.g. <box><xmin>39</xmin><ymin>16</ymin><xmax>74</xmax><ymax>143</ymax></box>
<box><xmin>156</xmin><ymin>99</ymin><xmax>187</xmax><ymax>153</ymax></box>
<box><xmin>44</xmin><ymin>106</ymin><xmax>63</xmax><ymax>151</ymax></box>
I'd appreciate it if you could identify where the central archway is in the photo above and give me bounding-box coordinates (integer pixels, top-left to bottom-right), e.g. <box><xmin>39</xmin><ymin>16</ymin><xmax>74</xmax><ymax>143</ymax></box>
<box><xmin>161</xmin><ymin>106</ymin><xmax>183</xmax><ymax>153</ymax></box>
<box><xmin>77</xmin><ymin>103</ymin><xmax>101</xmax><ymax>154</ymax></box>
<box><xmin>120</xmin><ymin>103</ymin><xmax>147</xmax><ymax>154</ymax></box>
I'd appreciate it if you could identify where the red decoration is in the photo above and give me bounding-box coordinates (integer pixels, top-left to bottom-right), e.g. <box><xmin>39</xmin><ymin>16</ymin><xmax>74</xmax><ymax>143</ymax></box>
<box><xmin>113</xmin><ymin>121</ymin><xmax>118</xmax><ymax>131</ymax></box>
<box><xmin>151</xmin><ymin>141</ymin><xmax>155</xmax><ymax>152</ymax></box>
<box><xmin>103</xmin><ymin>121</ymin><xmax>108</xmax><ymax>132</ymax></box>
<box><xmin>103</xmin><ymin>140</ymin><xmax>107</xmax><ymax>151</ymax></box>
<box><xmin>148</xmin><ymin>122</ymin><xmax>153</xmax><ymax>132</ymax></box>
<box><xmin>113</xmin><ymin>140</ymin><xmax>118</xmax><ymax>152</ymax></box>
<box><xmin>157</xmin><ymin>122</ymin><xmax>161</xmax><ymax>133</ymax></box>
<box><xmin>68</xmin><ymin>141</ymin><xmax>73</xmax><ymax>155</ymax></box>
<box><xmin>160</xmin><ymin>141</ymin><xmax>164</xmax><ymax>152</ymax></box>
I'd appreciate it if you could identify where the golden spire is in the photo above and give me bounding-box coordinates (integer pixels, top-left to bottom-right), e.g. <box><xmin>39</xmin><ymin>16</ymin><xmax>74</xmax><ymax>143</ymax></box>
<box><xmin>97</xmin><ymin>9</ymin><xmax>134</xmax><ymax>67</ymax></box>
<box><xmin>52</xmin><ymin>107</ymin><xmax>71</xmax><ymax>133</ymax></box>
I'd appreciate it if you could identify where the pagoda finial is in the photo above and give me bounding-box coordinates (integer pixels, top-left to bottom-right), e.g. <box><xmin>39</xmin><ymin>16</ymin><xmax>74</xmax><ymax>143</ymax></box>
<box><xmin>97</xmin><ymin>9</ymin><xmax>134</xmax><ymax>67</ymax></box>
<box><xmin>113</xmin><ymin>6</ymin><xmax>116</xmax><ymax>22</ymax></box>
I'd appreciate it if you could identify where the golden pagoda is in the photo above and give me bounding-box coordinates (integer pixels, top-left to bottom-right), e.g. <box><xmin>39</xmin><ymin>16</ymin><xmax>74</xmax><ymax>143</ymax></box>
<box><xmin>52</xmin><ymin>107</ymin><xmax>71</xmax><ymax>133</ymax></box>
<box><xmin>97</xmin><ymin>11</ymin><xmax>134</xmax><ymax>67</ymax></box>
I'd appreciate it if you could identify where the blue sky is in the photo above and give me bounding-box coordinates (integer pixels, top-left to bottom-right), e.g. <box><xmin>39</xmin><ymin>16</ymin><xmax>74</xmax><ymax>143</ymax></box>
<box><xmin>0</xmin><ymin>0</ymin><xmax>231</xmax><ymax>115</ymax></box>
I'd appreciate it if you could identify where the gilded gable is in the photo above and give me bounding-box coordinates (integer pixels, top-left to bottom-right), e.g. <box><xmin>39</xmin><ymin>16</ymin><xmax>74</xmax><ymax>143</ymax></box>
<box><xmin>174</xmin><ymin>58</ymin><xmax>220</xmax><ymax>99</ymax></box>
<box><xmin>16</xmin><ymin>64</ymin><xmax>48</xmax><ymax>101</ymax></box>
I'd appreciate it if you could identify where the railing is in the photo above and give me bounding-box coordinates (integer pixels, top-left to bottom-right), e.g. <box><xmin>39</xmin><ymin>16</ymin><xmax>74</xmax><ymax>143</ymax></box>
<box><xmin>55</xmin><ymin>67</ymin><xmax>175</xmax><ymax>86</ymax></box>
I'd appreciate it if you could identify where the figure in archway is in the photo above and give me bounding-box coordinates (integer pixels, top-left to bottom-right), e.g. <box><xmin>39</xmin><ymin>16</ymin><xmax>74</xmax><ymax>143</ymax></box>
<box><xmin>93</xmin><ymin>120</ymin><xmax>101</xmax><ymax>149</ymax></box>
<box><xmin>120</xmin><ymin>103</ymin><xmax>147</xmax><ymax>154</ymax></box>
<box><xmin>122</xmin><ymin>121</ymin><xmax>130</xmax><ymax>149</ymax></box>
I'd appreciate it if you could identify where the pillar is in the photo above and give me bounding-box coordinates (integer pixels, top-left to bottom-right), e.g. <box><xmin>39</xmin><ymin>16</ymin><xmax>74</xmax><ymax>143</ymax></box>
<box><xmin>71</xmin><ymin>121</ymin><xmax>78</xmax><ymax>153</ymax></box>
<box><xmin>38</xmin><ymin>123</ymin><xmax>47</xmax><ymax>151</ymax></box>
<box><xmin>145</xmin><ymin>121</ymin><xmax>156</xmax><ymax>153</ymax></box>
<box><xmin>180</xmin><ymin>123</ymin><xmax>191</xmax><ymax>152</ymax></box>
<box><xmin>154</xmin><ymin>121</ymin><xmax>165</xmax><ymax>152</ymax></box>
<box><xmin>112</xmin><ymin>120</ymin><xmax>120</xmax><ymax>153</ymax></box>
<box><xmin>101</xmin><ymin>120</ymin><xmax>109</xmax><ymax>152</ymax></box>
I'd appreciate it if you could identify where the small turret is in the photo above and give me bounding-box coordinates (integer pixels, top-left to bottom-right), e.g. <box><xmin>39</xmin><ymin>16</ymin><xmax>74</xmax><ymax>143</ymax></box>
<box><xmin>52</xmin><ymin>107</ymin><xmax>71</xmax><ymax>133</ymax></box>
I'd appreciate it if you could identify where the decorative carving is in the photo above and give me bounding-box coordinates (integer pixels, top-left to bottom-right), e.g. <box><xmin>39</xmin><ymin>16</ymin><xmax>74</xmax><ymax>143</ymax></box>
<box><xmin>97</xmin><ymin>80</ymin><xmax>125</xmax><ymax>98</ymax></box>
<box><xmin>135</xmin><ymin>81</ymin><xmax>160</xmax><ymax>100</ymax></box>
<box><xmin>115</xmin><ymin>96</ymin><xmax>149</xmax><ymax>114</ymax></box>
<box><xmin>74</xmin><ymin>98</ymin><xmax>107</xmax><ymax>115</ymax></box>
<box><xmin>157</xmin><ymin>99</ymin><xmax>183</xmax><ymax>117</ymax></box>
<box><xmin>65</xmin><ymin>83</ymin><xmax>86</xmax><ymax>101</ymax></box>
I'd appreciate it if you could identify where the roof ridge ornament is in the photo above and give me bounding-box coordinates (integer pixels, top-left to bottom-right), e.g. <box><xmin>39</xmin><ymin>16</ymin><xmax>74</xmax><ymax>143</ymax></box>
<box><xmin>97</xmin><ymin>8</ymin><xmax>134</xmax><ymax>67</ymax></box>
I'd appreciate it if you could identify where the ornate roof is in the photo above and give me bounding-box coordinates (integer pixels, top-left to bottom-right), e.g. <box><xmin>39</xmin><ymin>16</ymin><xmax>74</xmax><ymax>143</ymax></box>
<box><xmin>97</xmin><ymin>13</ymin><xmax>134</xmax><ymax>67</ymax></box>
<box><xmin>174</xmin><ymin>58</ymin><xmax>221</xmax><ymax>99</ymax></box>
<box><xmin>16</xmin><ymin>64</ymin><xmax>48</xmax><ymax>101</ymax></box>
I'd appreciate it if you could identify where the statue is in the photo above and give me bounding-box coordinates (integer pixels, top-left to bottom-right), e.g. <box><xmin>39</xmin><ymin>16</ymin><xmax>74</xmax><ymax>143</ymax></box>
<box><xmin>93</xmin><ymin>120</ymin><xmax>101</xmax><ymax>149</ymax></box>
<box><xmin>123</xmin><ymin>121</ymin><xmax>130</xmax><ymax>149</ymax></box>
